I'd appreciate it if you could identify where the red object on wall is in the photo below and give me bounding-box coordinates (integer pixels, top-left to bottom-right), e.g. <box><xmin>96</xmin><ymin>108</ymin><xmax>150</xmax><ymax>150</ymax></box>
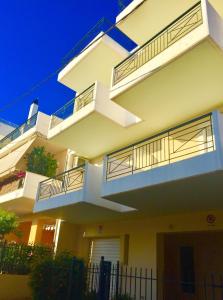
<box><xmin>206</xmin><ymin>214</ymin><xmax>216</xmax><ymax>225</ymax></box>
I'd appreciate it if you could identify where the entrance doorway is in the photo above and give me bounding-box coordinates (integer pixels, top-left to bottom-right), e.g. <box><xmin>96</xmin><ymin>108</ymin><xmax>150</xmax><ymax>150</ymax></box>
<box><xmin>162</xmin><ymin>231</ymin><xmax>223</xmax><ymax>300</ymax></box>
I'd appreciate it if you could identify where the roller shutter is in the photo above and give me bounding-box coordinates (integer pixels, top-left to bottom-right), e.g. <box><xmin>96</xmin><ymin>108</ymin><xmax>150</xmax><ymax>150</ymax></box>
<box><xmin>90</xmin><ymin>238</ymin><xmax>120</xmax><ymax>264</ymax></box>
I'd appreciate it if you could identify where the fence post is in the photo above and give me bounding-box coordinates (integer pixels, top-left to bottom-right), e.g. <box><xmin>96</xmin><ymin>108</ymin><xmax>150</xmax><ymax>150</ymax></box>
<box><xmin>67</xmin><ymin>257</ymin><xmax>76</xmax><ymax>300</ymax></box>
<box><xmin>115</xmin><ymin>261</ymin><xmax>120</xmax><ymax>299</ymax></box>
<box><xmin>0</xmin><ymin>240</ymin><xmax>7</xmax><ymax>273</ymax></box>
<box><xmin>211</xmin><ymin>273</ymin><xmax>216</xmax><ymax>300</ymax></box>
<box><xmin>67</xmin><ymin>257</ymin><xmax>85</xmax><ymax>300</ymax></box>
<box><xmin>98</xmin><ymin>256</ymin><xmax>111</xmax><ymax>300</ymax></box>
<box><xmin>204</xmin><ymin>276</ymin><xmax>207</xmax><ymax>300</ymax></box>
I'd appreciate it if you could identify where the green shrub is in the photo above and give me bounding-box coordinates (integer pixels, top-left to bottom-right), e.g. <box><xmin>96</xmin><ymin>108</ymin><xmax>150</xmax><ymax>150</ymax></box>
<box><xmin>84</xmin><ymin>291</ymin><xmax>97</xmax><ymax>300</ymax></box>
<box><xmin>0</xmin><ymin>243</ymin><xmax>52</xmax><ymax>275</ymax></box>
<box><xmin>26</xmin><ymin>146</ymin><xmax>57</xmax><ymax>177</ymax></box>
<box><xmin>29</xmin><ymin>252</ymin><xmax>86</xmax><ymax>300</ymax></box>
<box><xmin>0</xmin><ymin>209</ymin><xmax>20</xmax><ymax>241</ymax></box>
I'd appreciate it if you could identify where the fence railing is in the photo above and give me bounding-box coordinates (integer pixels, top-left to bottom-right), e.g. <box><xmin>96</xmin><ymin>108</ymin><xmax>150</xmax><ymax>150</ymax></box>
<box><xmin>113</xmin><ymin>1</ymin><xmax>203</xmax><ymax>84</ymax></box>
<box><xmin>67</xmin><ymin>257</ymin><xmax>223</xmax><ymax>300</ymax></box>
<box><xmin>38</xmin><ymin>165</ymin><xmax>85</xmax><ymax>200</ymax></box>
<box><xmin>86</xmin><ymin>260</ymin><xmax>156</xmax><ymax>300</ymax></box>
<box><xmin>106</xmin><ymin>114</ymin><xmax>214</xmax><ymax>180</ymax></box>
<box><xmin>50</xmin><ymin>84</ymin><xmax>95</xmax><ymax>129</ymax></box>
<box><xmin>0</xmin><ymin>113</ymin><xmax>38</xmax><ymax>149</ymax></box>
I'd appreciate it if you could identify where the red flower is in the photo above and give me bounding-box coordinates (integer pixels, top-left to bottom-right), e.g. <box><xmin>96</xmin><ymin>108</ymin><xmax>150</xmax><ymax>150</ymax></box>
<box><xmin>16</xmin><ymin>171</ymin><xmax>26</xmax><ymax>178</ymax></box>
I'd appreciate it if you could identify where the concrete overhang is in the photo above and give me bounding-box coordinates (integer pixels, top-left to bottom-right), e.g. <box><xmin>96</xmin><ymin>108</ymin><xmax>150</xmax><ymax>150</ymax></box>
<box><xmin>58</xmin><ymin>32</ymin><xmax>130</xmax><ymax>92</ymax></box>
<box><xmin>0</xmin><ymin>172</ymin><xmax>47</xmax><ymax>216</ymax></box>
<box><xmin>116</xmin><ymin>0</ymin><xmax>223</xmax><ymax>45</ymax></box>
<box><xmin>102</xmin><ymin>169</ymin><xmax>223</xmax><ymax>216</ymax></box>
<box><xmin>34</xmin><ymin>163</ymin><xmax>135</xmax><ymax>224</ymax></box>
<box><xmin>101</xmin><ymin>111</ymin><xmax>223</xmax><ymax>215</ymax></box>
<box><xmin>48</xmin><ymin>81</ymin><xmax>141</xmax><ymax>159</ymax></box>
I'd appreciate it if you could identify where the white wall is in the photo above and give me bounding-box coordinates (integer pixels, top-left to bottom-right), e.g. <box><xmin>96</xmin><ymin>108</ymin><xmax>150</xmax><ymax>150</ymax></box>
<box><xmin>0</xmin><ymin>120</ymin><xmax>16</xmax><ymax>139</ymax></box>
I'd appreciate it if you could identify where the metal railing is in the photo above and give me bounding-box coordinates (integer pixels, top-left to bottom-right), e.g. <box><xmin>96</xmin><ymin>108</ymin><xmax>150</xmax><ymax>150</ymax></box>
<box><xmin>38</xmin><ymin>165</ymin><xmax>85</xmax><ymax>200</ymax></box>
<box><xmin>113</xmin><ymin>2</ymin><xmax>203</xmax><ymax>84</ymax></box>
<box><xmin>0</xmin><ymin>113</ymin><xmax>38</xmax><ymax>149</ymax></box>
<box><xmin>68</xmin><ymin>256</ymin><xmax>223</xmax><ymax>300</ymax></box>
<box><xmin>50</xmin><ymin>84</ymin><xmax>95</xmax><ymax>129</ymax></box>
<box><xmin>85</xmin><ymin>259</ymin><xmax>156</xmax><ymax>300</ymax></box>
<box><xmin>106</xmin><ymin>114</ymin><xmax>214</xmax><ymax>180</ymax></box>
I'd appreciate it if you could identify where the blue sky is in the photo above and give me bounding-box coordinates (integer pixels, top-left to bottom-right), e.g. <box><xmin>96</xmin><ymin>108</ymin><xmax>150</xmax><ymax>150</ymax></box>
<box><xmin>0</xmin><ymin>0</ymin><xmax>133</xmax><ymax>125</ymax></box>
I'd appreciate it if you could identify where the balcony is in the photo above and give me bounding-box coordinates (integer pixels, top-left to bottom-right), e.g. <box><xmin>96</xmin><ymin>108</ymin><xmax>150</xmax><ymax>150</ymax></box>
<box><xmin>0</xmin><ymin>114</ymin><xmax>37</xmax><ymax>149</ymax></box>
<box><xmin>0</xmin><ymin>174</ymin><xmax>25</xmax><ymax>196</ymax></box>
<box><xmin>37</xmin><ymin>165</ymin><xmax>85</xmax><ymax>201</ymax></box>
<box><xmin>50</xmin><ymin>84</ymin><xmax>95</xmax><ymax>129</ymax></box>
<box><xmin>102</xmin><ymin>111</ymin><xmax>223</xmax><ymax>214</ymax></box>
<box><xmin>0</xmin><ymin>172</ymin><xmax>47</xmax><ymax>215</ymax></box>
<box><xmin>48</xmin><ymin>81</ymin><xmax>141</xmax><ymax>158</ymax></box>
<box><xmin>0</xmin><ymin>112</ymin><xmax>50</xmax><ymax>153</ymax></box>
<box><xmin>110</xmin><ymin>1</ymin><xmax>223</xmax><ymax>145</ymax></box>
<box><xmin>34</xmin><ymin>164</ymin><xmax>135</xmax><ymax>223</ymax></box>
<box><xmin>116</xmin><ymin>0</ymin><xmax>223</xmax><ymax>45</ymax></box>
<box><xmin>58</xmin><ymin>32</ymin><xmax>130</xmax><ymax>92</ymax></box>
<box><xmin>114</xmin><ymin>2</ymin><xmax>203</xmax><ymax>85</ymax></box>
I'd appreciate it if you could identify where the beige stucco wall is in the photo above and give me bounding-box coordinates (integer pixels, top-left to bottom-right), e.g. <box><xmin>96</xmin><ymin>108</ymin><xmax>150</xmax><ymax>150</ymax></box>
<box><xmin>54</xmin><ymin>149</ymin><xmax>68</xmax><ymax>174</ymax></box>
<box><xmin>56</xmin><ymin>210</ymin><xmax>223</xmax><ymax>270</ymax></box>
<box><xmin>56</xmin><ymin>222</ymin><xmax>87</xmax><ymax>256</ymax></box>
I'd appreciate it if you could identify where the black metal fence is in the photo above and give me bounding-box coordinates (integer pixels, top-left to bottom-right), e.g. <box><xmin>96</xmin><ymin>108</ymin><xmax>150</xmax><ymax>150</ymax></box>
<box><xmin>50</xmin><ymin>84</ymin><xmax>95</xmax><ymax>129</ymax></box>
<box><xmin>38</xmin><ymin>165</ymin><xmax>85</xmax><ymax>201</ymax></box>
<box><xmin>86</xmin><ymin>258</ymin><xmax>156</xmax><ymax>300</ymax></box>
<box><xmin>67</xmin><ymin>257</ymin><xmax>223</xmax><ymax>300</ymax></box>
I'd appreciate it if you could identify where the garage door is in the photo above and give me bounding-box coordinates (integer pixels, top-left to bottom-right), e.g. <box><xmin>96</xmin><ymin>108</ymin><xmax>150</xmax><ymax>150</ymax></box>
<box><xmin>90</xmin><ymin>238</ymin><xmax>120</xmax><ymax>264</ymax></box>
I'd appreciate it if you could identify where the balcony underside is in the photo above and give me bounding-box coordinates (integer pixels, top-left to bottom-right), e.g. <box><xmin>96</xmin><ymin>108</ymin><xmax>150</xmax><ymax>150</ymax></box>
<box><xmin>58</xmin><ymin>34</ymin><xmax>129</xmax><ymax>92</ymax></box>
<box><xmin>0</xmin><ymin>195</ymin><xmax>34</xmax><ymax>216</ymax></box>
<box><xmin>34</xmin><ymin>200</ymin><xmax>136</xmax><ymax>224</ymax></box>
<box><xmin>117</xmin><ymin>0</ymin><xmax>198</xmax><ymax>45</ymax></box>
<box><xmin>211</xmin><ymin>0</ymin><xmax>223</xmax><ymax>17</ymax></box>
<box><xmin>116</xmin><ymin>0</ymin><xmax>223</xmax><ymax>45</ymax></box>
<box><xmin>102</xmin><ymin>145</ymin><xmax>223</xmax><ymax>215</ymax></box>
<box><xmin>48</xmin><ymin>110</ymin><xmax>141</xmax><ymax>159</ymax></box>
<box><xmin>111</xmin><ymin>39</ymin><xmax>223</xmax><ymax>141</ymax></box>
<box><xmin>103</xmin><ymin>170</ymin><xmax>223</xmax><ymax>216</ymax></box>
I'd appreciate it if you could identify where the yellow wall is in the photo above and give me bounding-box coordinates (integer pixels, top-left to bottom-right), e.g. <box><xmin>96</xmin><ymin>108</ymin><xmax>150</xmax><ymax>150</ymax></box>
<box><xmin>54</xmin><ymin>149</ymin><xmax>68</xmax><ymax>174</ymax></box>
<box><xmin>56</xmin><ymin>210</ymin><xmax>223</xmax><ymax>270</ymax></box>
<box><xmin>0</xmin><ymin>275</ymin><xmax>31</xmax><ymax>300</ymax></box>
<box><xmin>56</xmin><ymin>222</ymin><xmax>86</xmax><ymax>256</ymax></box>
<box><xmin>28</xmin><ymin>218</ymin><xmax>56</xmax><ymax>246</ymax></box>
<box><xmin>6</xmin><ymin>221</ymin><xmax>32</xmax><ymax>244</ymax></box>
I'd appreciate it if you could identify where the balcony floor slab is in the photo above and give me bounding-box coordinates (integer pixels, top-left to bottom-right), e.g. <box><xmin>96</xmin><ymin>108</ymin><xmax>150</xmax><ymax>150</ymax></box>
<box><xmin>102</xmin><ymin>151</ymin><xmax>223</xmax><ymax>215</ymax></box>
